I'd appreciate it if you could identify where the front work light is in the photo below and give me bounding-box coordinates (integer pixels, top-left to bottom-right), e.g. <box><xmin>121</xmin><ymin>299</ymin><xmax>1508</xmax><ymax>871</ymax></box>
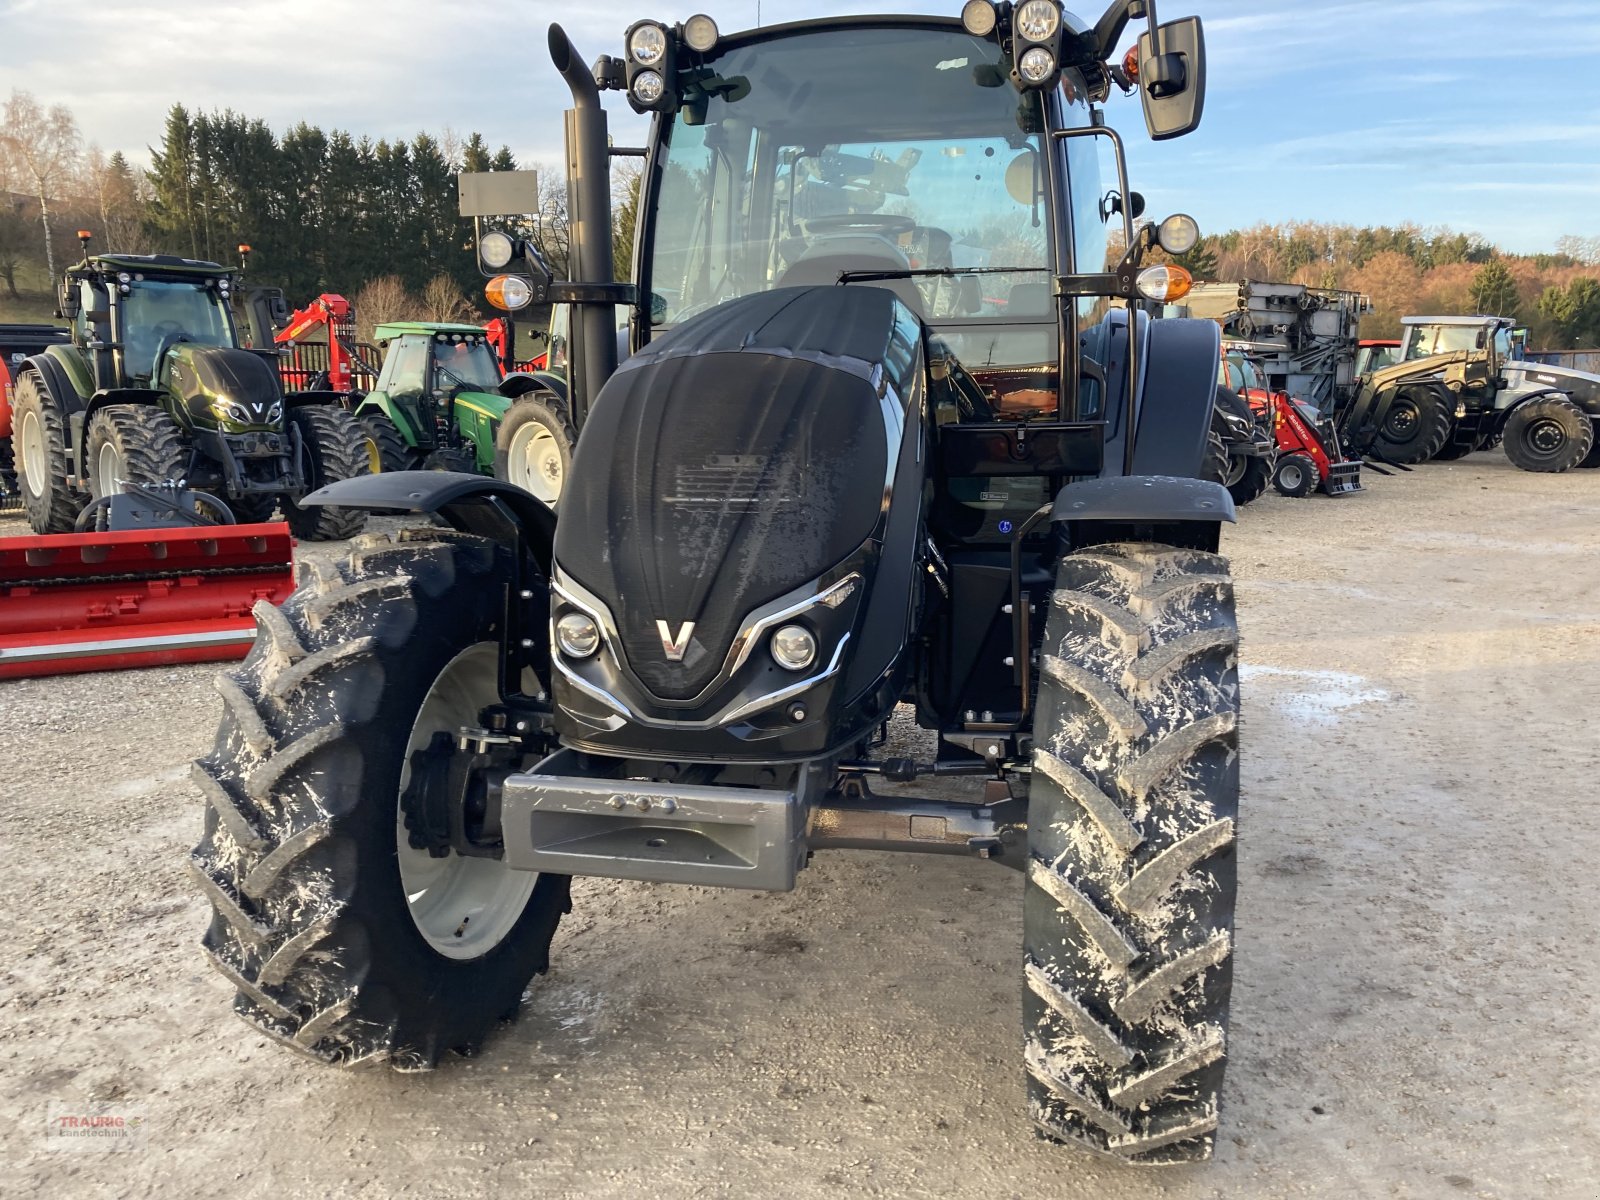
<box><xmin>479</xmin><ymin>231</ymin><xmax>516</xmax><ymax>270</ymax></box>
<box><xmin>683</xmin><ymin>13</ymin><xmax>719</xmax><ymax>52</ymax></box>
<box><xmin>624</xmin><ymin>20</ymin><xmax>677</xmax><ymax>112</ymax></box>
<box><xmin>1157</xmin><ymin>213</ymin><xmax>1202</xmax><ymax>255</ymax></box>
<box><xmin>1009</xmin><ymin>0</ymin><xmax>1063</xmax><ymax>89</ymax></box>
<box><xmin>960</xmin><ymin>0</ymin><xmax>997</xmax><ymax>37</ymax></box>
<box><xmin>1136</xmin><ymin>264</ymin><xmax>1193</xmax><ymax>303</ymax></box>
<box><xmin>485</xmin><ymin>274</ymin><xmax>533</xmax><ymax>311</ymax></box>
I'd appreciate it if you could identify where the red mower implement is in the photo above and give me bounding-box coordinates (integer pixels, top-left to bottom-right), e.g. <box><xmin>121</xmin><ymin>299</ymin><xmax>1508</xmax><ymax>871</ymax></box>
<box><xmin>0</xmin><ymin>486</ymin><xmax>294</xmax><ymax>679</ymax></box>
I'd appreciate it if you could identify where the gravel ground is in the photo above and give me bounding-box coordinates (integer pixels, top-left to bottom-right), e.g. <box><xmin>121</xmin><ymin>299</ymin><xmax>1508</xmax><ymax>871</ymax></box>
<box><xmin>1</xmin><ymin>451</ymin><xmax>1597</xmax><ymax>1199</ymax></box>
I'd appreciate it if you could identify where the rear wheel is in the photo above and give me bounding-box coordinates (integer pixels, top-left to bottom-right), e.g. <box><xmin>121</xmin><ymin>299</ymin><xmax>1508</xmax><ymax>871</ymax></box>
<box><xmin>1502</xmin><ymin>395</ymin><xmax>1594</xmax><ymax>473</ymax></box>
<box><xmin>285</xmin><ymin>406</ymin><xmax>369</xmax><ymax>541</ymax></box>
<box><xmin>359</xmin><ymin>412</ymin><xmax>410</xmax><ymax>473</ymax></box>
<box><xmin>496</xmin><ymin>393</ymin><xmax>575</xmax><ymax>510</ymax></box>
<box><xmin>1376</xmin><ymin>384</ymin><xmax>1452</xmax><ymax>463</ymax></box>
<box><xmin>1272</xmin><ymin>452</ymin><xmax>1318</xmax><ymax>498</ymax></box>
<box><xmin>1224</xmin><ymin>454</ymin><xmax>1271</xmax><ymax>506</ymax></box>
<box><xmin>86</xmin><ymin>404</ymin><xmax>187</xmax><ymax>500</ymax></box>
<box><xmin>1026</xmin><ymin>543</ymin><xmax>1239</xmax><ymax>1164</ymax></box>
<box><xmin>12</xmin><ymin>372</ymin><xmax>86</xmax><ymax>533</ymax></box>
<box><xmin>190</xmin><ymin>528</ymin><xmax>569</xmax><ymax>1067</ymax></box>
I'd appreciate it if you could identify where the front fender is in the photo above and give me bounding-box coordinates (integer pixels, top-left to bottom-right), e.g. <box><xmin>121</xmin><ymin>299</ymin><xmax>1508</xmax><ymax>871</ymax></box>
<box><xmin>1051</xmin><ymin>474</ymin><xmax>1235</xmax><ymax>553</ymax></box>
<box><xmin>301</xmin><ymin>471</ymin><xmax>556</xmax><ymax>577</ymax></box>
<box><xmin>1130</xmin><ymin>318</ymin><xmax>1222</xmax><ymax>478</ymax></box>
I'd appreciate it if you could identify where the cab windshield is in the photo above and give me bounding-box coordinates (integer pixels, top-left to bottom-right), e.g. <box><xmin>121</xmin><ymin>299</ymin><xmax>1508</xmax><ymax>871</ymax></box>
<box><xmin>1403</xmin><ymin>322</ymin><xmax>1509</xmax><ymax>361</ymax></box>
<box><xmin>649</xmin><ymin>26</ymin><xmax>1052</xmax><ymax>353</ymax></box>
<box><xmin>120</xmin><ymin>279</ymin><xmax>234</xmax><ymax>381</ymax></box>
<box><xmin>432</xmin><ymin>339</ymin><xmax>501</xmax><ymax>393</ymax></box>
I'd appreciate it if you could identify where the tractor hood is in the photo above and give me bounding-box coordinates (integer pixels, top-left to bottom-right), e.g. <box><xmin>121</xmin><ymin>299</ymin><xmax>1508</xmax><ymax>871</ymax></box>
<box><xmin>167</xmin><ymin>344</ymin><xmax>283</xmax><ymax>432</ymax></box>
<box><xmin>553</xmin><ymin>285</ymin><xmax>922</xmax><ymax>728</ymax></box>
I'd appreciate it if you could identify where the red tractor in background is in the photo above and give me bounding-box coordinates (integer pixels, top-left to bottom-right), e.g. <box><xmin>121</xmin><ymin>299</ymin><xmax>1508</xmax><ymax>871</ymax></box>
<box><xmin>1223</xmin><ymin>344</ymin><xmax>1363</xmax><ymax>497</ymax></box>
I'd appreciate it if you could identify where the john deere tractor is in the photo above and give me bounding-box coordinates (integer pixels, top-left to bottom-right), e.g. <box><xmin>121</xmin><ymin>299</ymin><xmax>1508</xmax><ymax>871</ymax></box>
<box><xmin>9</xmin><ymin>238</ymin><xmax>369</xmax><ymax>538</ymax></box>
<box><xmin>193</xmin><ymin>2</ymin><xmax>1241</xmax><ymax>1165</ymax></box>
<box><xmin>355</xmin><ymin>322</ymin><xmax>574</xmax><ymax>508</ymax></box>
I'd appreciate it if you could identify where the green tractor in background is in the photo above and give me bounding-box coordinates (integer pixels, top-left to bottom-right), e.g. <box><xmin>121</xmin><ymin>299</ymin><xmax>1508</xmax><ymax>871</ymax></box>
<box><xmin>355</xmin><ymin>321</ymin><xmax>574</xmax><ymax>508</ymax></box>
<box><xmin>9</xmin><ymin>236</ymin><xmax>369</xmax><ymax>538</ymax></box>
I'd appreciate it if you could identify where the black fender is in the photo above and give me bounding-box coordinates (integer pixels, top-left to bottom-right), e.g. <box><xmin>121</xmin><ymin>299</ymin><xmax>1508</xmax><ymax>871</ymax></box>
<box><xmin>301</xmin><ymin>470</ymin><xmax>556</xmax><ymax>578</ymax></box>
<box><xmin>1488</xmin><ymin>387</ymin><xmax>1581</xmax><ymax>438</ymax></box>
<box><xmin>1129</xmin><ymin>317</ymin><xmax>1221</xmax><ymax>477</ymax></box>
<box><xmin>501</xmin><ymin>371</ymin><xmax>568</xmax><ymax>406</ymax></box>
<box><xmin>1051</xmin><ymin>474</ymin><xmax>1235</xmax><ymax>553</ymax></box>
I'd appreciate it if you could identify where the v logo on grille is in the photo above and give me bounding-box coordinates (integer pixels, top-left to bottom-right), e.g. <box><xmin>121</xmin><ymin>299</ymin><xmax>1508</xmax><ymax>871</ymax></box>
<box><xmin>656</xmin><ymin>620</ymin><xmax>695</xmax><ymax>661</ymax></box>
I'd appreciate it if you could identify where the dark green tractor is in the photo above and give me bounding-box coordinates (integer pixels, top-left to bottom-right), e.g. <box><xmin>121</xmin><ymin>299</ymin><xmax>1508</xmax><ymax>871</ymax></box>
<box><xmin>355</xmin><ymin>322</ymin><xmax>574</xmax><ymax>509</ymax></box>
<box><xmin>10</xmin><ymin>240</ymin><xmax>369</xmax><ymax>538</ymax></box>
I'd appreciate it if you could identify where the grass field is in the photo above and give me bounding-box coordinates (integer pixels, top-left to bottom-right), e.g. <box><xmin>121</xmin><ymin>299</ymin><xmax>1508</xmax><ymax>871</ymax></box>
<box><xmin>1</xmin><ymin>261</ymin><xmax>67</xmax><ymax>327</ymax></box>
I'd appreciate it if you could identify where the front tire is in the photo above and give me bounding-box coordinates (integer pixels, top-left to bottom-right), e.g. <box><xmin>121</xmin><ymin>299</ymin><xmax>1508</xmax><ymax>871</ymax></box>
<box><xmin>1502</xmin><ymin>395</ymin><xmax>1594</xmax><ymax>473</ymax></box>
<box><xmin>86</xmin><ymin>404</ymin><xmax>187</xmax><ymax>500</ymax></box>
<box><xmin>495</xmin><ymin>393</ymin><xmax>575</xmax><ymax>510</ymax></box>
<box><xmin>1376</xmin><ymin>384</ymin><xmax>1452</xmax><ymax>463</ymax></box>
<box><xmin>1272</xmin><ymin>452</ymin><xmax>1318</xmax><ymax>498</ymax></box>
<box><xmin>359</xmin><ymin>412</ymin><xmax>410</xmax><ymax>473</ymax></box>
<box><xmin>1224</xmin><ymin>454</ymin><xmax>1271</xmax><ymax>506</ymax></box>
<box><xmin>1026</xmin><ymin>543</ymin><xmax>1239</xmax><ymax>1164</ymax></box>
<box><xmin>190</xmin><ymin>528</ymin><xmax>570</xmax><ymax>1067</ymax></box>
<box><xmin>285</xmin><ymin>406</ymin><xmax>369</xmax><ymax>541</ymax></box>
<box><xmin>12</xmin><ymin>372</ymin><xmax>86</xmax><ymax>533</ymax></box>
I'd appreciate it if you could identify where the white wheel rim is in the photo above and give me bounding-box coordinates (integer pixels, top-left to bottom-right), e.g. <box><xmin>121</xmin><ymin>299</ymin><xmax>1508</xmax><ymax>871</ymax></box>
<box><xmin>19</xmin><ymin>410</ymin><xmax>46</xmax><ymax>499</ymax></box>
<box><xmin>1282</xmin><ymin>464</ymin><xmax>1304</xmax><ymax>490</ymax></box>
<box><xmin>397</xmin><ymin>642</ymin><xmax>537</xmax><ymax>960</ymax></box>
<box><xmin>95</xmin><ymin>439</ymin><xmax>124</xmax><ymax>499</ymax></box>
<box><xmin>508</xmin><ymin>422</ymin><xmax>563</xmax><ymax>506</ymax></box>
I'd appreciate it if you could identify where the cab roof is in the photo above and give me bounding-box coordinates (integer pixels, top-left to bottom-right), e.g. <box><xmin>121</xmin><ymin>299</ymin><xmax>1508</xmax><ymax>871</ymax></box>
<box><xmin>73</xmin><ymin>253</ymin><xmax>233</xmax><ymax>277</ymax></box>
<box><xmin>1401</xmin><ymin>314</ymin><xmax>1513</xmax><ymax>328</ymax></box>
<box><xmin>375</xmin><ymin>321</ymin><xmax>489</xmax><ymax>340</ymax></box>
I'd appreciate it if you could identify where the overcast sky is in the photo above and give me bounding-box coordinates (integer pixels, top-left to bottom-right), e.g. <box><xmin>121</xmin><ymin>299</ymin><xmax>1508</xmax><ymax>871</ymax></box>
<box><xmin>3</xmin><ymin>0</ymin><xmax>1596</xmax><ymax>252</ymax></box>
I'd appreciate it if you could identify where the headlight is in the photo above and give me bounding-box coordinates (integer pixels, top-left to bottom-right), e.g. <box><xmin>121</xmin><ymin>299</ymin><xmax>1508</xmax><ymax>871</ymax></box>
<box><xmin>485</xmin><ymin>274</ymin><xmax>533</xmax><ymax>311</ymax></box>
<box><xmin>770</xmin><ymin>624</ymin><xmax>817</xmax><ymax>672</ymax></box>
<box><xmin>1157</xmin><ymin>213</ymin><xmax>1202</xmax><ymax>255</ymax></box>
<box><xmin>960</xmin><ymin>0</ymin><xmax>997</xmax><ymax>36</ymax></box>
<box><xmin>266</xmin><ymin>402</ymin><xmax>282</xmax><ymax>423</ymax></box>
<box><xmin>683</xmin><ymin>13</ymin><xmax>718</xmax><ymax>52</ymax></box>
<box><xmin>628</xmin><ymin>23</ymin><xmax>667</xmax><ymax>65</ymax></box>
<box><xmin>212</xmin><ymin>396</ymin><xmax>253</xmax><ymax>424</ymax></box>
<box><xmin>1015</xmin><ymin>0</ymin><xmax>1061</xmax><ymax>42</ymax></box>
<box><xmin>556</xmin><ymin>612</ymin><xmax>600</xmax><ymax>658</ymax></box>
<box><xmin>479</xmin><ymin>231</ymin><xmax>516</xmax><ymax>270</ymax></box>
<box><xmin>631</xmin><ymin>69</ymin><xmax>666</xmax><ymax>105</ymax></box>
<box><xmin>1017</xmin><ymin>46</ymin><xmax>1056</xmax><ymax>83</ymax></box>
<box><xmin>117</xmin><ymin>272</ymin><xmax>131</xmax><ymax>284</ymax></box>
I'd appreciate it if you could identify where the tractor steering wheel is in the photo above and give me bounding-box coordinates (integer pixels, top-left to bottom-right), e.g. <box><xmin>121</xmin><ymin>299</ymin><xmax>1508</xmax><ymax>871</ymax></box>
<box><xmin>800</xmin><ymin>213</ymin><xmax>917</xmax><ymax>237</ymax></box>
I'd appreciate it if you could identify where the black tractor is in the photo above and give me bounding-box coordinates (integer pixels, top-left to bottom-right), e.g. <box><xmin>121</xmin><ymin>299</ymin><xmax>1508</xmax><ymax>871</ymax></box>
<box><xmin>192</xmin><ymin>2</ymin><xmax>1239</xmax><ymax>1165</ymax></box>
<box><xmin>9</xmin><ymin>237</ymin><xmax>368</xmax><ymax>538</ymax></box>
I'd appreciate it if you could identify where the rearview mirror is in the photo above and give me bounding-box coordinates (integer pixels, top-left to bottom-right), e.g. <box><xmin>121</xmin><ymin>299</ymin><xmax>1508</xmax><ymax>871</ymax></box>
<box><xmin>1137</xmin><ymin>17</ymin><xmax>1206</xmax><ymax>141</ymax></box>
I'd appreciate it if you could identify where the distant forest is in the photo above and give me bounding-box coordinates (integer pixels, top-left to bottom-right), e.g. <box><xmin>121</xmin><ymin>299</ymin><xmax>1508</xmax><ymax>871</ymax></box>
<box><xmin>3</xmin><ymin>89</ymin><xmax>1597</xmax><ymax>349</ymax></box>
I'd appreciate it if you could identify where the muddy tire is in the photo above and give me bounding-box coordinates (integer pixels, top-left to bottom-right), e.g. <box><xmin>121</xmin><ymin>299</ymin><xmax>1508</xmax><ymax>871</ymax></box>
<box><xmin>12</xmin><ymin>371</ymin><xmax>86</xmax><ymax>533</ymax></box>
<box><xmin>1376</xmin><ymin>384</ymin><xmax>1452</xmax><ymax>464</ymax></box>
<box><xmin>422</xmin><ymin>446</ymin><xmax>480</xmax><ymax>473</ymax></box>
<box><xmin>285</xmin><ymin>406</ymin><xmax>369</xmax><ymax>541</ymax></box>
<box><xmin>1025</xmin><ymin>543</ymin><xmax>1239</xmax><ymax>1164</ymax></box>
<box><xmin>190</xmin><ymin>528</ymin><xmax>570</xmax><ymax>1068</ymax></box>
<box><xmin>359</xmin><ymin>412</ymin><xmax>410</xmax><ymax>473</ymax></box>
<box><xmin>1199</xmin><ymin>431</ymin><xmax>1229</xmax><ymax>485</ymax></box>
<box><xmin>495</xmin><ymin>393</ymin><xmax>575</xmax><ymax>510</ymax></box>
<box><xmin>1272</xmin><ymin>452</ymin><xmax>1318</xmax><ymax>498</ymax></box>
<box><xmin>229</xmin><ymin>492</ymin><xmax>280</xmax><ymax>524</ymax></box>
<box><xmin>1502</xmin><ymin>394</ymin><xmax>1594</xmax><ymax>473</ymax></box>
<box><xmin>86</xmin><ymin>404</ymin><xmax>187</xmax><ymax>501</ymax></box>
<box><xmin>1224</xmin><ymin>454</ymin><xmax>1270</xmax><ymax>506</ymax></box>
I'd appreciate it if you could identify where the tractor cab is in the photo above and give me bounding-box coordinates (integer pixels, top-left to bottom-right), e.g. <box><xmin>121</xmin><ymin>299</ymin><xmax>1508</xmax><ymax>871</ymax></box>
<box><xmin>368</xmin><ymin>322</ymin><xmax>502</xmax><ymax>449</ymax></box>
<box><xmin>1400</xmin><ymin>314</ymin><xmax>1515</xmax><ymax>367</ymax></box>
<box><xmin>59</xmin><ymin>251</ymin><xmax>242</xmax><ymax>390</ymax></box>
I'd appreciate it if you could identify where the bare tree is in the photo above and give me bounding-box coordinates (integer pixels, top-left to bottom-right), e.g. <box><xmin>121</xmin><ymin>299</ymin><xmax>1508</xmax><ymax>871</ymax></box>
<box><xmin>353</xmin><ymin>275</ymin><xmax>418</xmax><ymax>344</ymax></box>
<box><xmin>421</xmin><ymin>273</ymin><xmax>475</xmax><ymax>324</ymax></box>
<box><xmin>0</xmin><ymin>90</ymin><xmax>82</xmax><ymax>289</ymax></box>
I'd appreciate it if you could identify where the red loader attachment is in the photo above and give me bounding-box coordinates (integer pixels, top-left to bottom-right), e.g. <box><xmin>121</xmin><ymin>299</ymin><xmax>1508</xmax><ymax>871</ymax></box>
<box><xmin>0</xmin><ymin>521</ymin><xmax>295</xmax><ymax>679</ymax></box>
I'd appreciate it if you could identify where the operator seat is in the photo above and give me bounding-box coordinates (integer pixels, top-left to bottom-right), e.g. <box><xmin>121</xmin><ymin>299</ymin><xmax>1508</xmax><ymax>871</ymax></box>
<box><xmin>778</xmin><ymin>235</ymin><xmax>924</xmax><ymax>316</ymax></box>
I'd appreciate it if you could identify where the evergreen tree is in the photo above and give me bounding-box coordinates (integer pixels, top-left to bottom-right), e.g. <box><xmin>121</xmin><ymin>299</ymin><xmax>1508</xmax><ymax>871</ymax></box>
<box><xmin>1468</xmin><ymin>260</ymin><xmax>1518</xmax><ymax>317</ymax></box>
